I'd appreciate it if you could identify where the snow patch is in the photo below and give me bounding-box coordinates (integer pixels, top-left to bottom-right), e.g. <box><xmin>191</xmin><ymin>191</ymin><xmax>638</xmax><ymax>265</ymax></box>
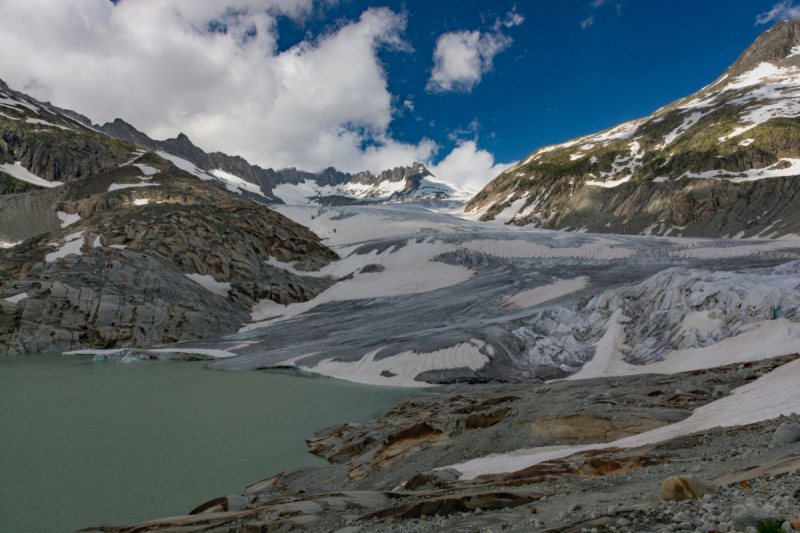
<box><xmin>56</xmin><ymin>211</ymin><xmax>81</xmax><ymax>228</ymax></box>
<box><xmin>3</xmin><ymin>292</ymin><xmax>28</xmax><ymax>304</ymax></box>
<box><xmin>185</xmin><ymin>273</ymin><xmax>232</xmax><ymax>297</ymax></box>
<box><xmin>0</xmin><ymin>162</ymin><xmax>62</xmax><ymax>188</ymax></box>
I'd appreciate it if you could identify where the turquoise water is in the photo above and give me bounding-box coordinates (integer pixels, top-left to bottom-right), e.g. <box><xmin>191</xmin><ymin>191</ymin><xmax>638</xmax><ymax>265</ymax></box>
<box><xmin>0</xmin><ymin>355</ymin><xmax>415</xmax><ymax>533</ymax></box>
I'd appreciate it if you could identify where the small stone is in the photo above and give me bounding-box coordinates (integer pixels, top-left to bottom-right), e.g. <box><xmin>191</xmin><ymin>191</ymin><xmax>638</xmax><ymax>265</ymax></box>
<box><xmin>529</xmin><ymin>507</ymin><xmax>537</xmax><ymax>514</ymax></box>
<box><xmin>742</xmin><ymin>481</ymin><xmax>752</xmax><ymax>489</ymax></box>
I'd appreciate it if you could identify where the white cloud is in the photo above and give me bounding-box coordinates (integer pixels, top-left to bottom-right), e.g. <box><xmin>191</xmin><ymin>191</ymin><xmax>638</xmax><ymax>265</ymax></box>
<box><xmin>430</xmin><ymin>140</ymin><xmax>516</xmax><ymax>191</ymax></box>
<box><xmin>580</xmin><ymin>15</ymin><xmax>595</xmax><ymax>29</ymax></box>
<box><xmin>0</xmin><ymin>0</ymin><xmax>446</xmax><ymax>175</ymax></box>
<box><xmin>426</xmin><ymin>11</ymin><xmax>523</xmax><ymax>94</ymax></box>
<box><xmin>757</xmin><ymin>0</ymin><xmax>800</xmax><ymax>24</ymax></box>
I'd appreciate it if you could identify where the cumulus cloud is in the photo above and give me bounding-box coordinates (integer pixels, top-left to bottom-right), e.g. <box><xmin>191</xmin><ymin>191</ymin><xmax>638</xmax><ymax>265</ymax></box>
<box><xmin>430</xmin><ymin>140</ymin><xmax>516</xmax><ymax>192</ymax></box>
<box><xmin>756</xmin><ymin>0</ymin><xmax>800</xmax><ymax>24</ymax></box>
<box><xmin>0</xmin><ymin>0</ymin><xmax>466</xmax><ymax>181</ymax></box>
<box><xmin>426</xmin><ymin>11</ymin><xmax>523</xmax><ymax>94</ymax></box>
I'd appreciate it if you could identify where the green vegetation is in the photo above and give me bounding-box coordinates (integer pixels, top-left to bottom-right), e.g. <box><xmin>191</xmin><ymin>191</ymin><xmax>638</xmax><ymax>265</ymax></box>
<box><xmin>756</xmin><ymin>519</ymin><xmax>784</xmax><ymax>533</ymax></box>
<box><xmin>0</xmin><ymin>170</ymin><xmax>39</xmax><ymax>194</ymax></box>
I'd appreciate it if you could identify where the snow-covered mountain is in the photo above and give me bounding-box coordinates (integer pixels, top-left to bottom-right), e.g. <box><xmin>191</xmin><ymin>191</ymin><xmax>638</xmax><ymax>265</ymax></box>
<box><xmin>467</xmin><ymin>19</ymin><xmax>800</xmax><ymax>239</ymax></box>
<box><xmin>96</xmin><ymin>119</ymin><xmax>473</xmax><ymax>206</ymax></box>
<box><xmin>272</xmin><ymin>162</ymin><xmax>475</xmax><ymax>205</ymax></box>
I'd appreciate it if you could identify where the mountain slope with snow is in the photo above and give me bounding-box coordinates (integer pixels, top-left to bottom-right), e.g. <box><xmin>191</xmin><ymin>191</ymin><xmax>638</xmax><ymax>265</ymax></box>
<box><xmin>97</xmin><ymin>120</ymin><xmax>473</xmax><ymax>207</ymax></box>
<box><xmin>467</xmin><ymin>19</ymin><xmax>800</xmax><ymax>239</ymax></box>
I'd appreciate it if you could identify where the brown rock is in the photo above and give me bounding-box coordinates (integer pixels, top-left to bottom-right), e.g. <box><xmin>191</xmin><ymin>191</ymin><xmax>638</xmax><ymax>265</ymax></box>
<box><xmin>789</xmin><ymin>518</ymin><xmax>800</xmax><ymax>530</ymax></box>
<box><xmin>660</xmin><ymin>476</ymin><xmax>719</xmax><ymax>501</ymax></box>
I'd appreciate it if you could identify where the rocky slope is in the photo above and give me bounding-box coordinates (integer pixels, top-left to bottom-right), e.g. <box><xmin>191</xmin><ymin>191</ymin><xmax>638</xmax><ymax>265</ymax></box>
<box><xmin>0</xmin><ymin>88</ymin><xmax>338</xmax><ymax>354</ymax></box>
<box><xmin>97</xmin><ymin>119</ymin><xmax>474</xmax><ymax>206</ymax></box>
<box><xmin>467</xmin><ymin>19</ymin><xmax>800</xmax><ymax>239</ymax></box>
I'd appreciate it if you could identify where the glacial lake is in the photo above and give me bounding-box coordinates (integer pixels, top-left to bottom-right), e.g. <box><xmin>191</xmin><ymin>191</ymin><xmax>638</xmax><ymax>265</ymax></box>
<box><xmin>0</xmin><ymin>354</ymin><xmax>417</xmax><ymax>533</ymax></box>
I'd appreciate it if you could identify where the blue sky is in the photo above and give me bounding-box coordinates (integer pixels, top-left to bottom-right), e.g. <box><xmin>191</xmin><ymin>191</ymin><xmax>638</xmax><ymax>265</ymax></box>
<box><xmin>276</xmin><ymin>0</ymin><xmax>790</xmax><ymax>166</ymax></box>
<box><xmin>0</xmin><ymin>0</ymin><xmax>796</xmax><ymax>188</ymax></box>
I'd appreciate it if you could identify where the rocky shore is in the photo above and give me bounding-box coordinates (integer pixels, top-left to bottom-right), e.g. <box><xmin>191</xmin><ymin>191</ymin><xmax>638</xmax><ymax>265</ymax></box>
<box><xmin>85</xmin><ymin>355</ymin><xmax>800</xmax><ymax>533</ymax></box>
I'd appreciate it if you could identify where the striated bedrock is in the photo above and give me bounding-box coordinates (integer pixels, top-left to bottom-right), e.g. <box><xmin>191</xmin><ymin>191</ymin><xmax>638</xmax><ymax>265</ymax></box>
<box><xmin>0</xmin><ymin>248</ymin><xmax>249</xmax><ymax>354</ymax></box>
<box><xmin>0</xmin><ymin>154</ymin><xmax>338</xmax><ymax>354</ymax></box>
<box><xmin>466</xmin><ymin>20</ymin><xmax>800</xmax><ymax>238</ymax></box>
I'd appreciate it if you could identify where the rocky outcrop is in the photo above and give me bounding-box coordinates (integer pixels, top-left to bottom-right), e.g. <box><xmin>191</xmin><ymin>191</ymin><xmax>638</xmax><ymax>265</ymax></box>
<box><xmin>0</xmin><ymin>153</ymin><xmax>338</xmax><ymax>354</ymax></box>
<box><xmin>0</xmin><ymin>248</ymin><xmax>249</xmax><ymax>354</ymax></box>
<box><xmin>0</xmin><ymin>187</ymin><xmax>61</xmax><ymax>240</ymax></box>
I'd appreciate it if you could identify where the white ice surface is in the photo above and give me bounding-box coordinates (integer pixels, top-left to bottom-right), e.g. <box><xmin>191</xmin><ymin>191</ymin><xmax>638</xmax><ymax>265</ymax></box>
<box><xmin>242</xmin><ymin>239</ymin><xmax>474</xmax><ymax>331</ymax></box>
<box><xmin>290</xmin><ymin>340</ymin><xmax>491</xmax><ymax>388</ymax></box>
<box><xmin>461</xmin><ymin>238</ymin><xmax>635</xmax><ymax>261</ymax></box>
<box><xmin>501</xmin><ymin>277</ymin><xmax>589</xmax><ymax>310</ymax></box>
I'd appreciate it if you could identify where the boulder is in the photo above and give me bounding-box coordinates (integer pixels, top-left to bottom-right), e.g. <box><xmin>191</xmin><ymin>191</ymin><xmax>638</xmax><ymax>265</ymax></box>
<box><xmin>772</xmin><ymin>423</ymin><xmax>800</xmax><ymax>445</ymax></box>
<box><xmin>660</xmin><ymin>476</ymin><xmax>718</xmax><ymax>501</ymax></box>
<box><xmin>732</xmin><ymin>504</ymin><xmax>783</xmax><ymax>530</ymax></box>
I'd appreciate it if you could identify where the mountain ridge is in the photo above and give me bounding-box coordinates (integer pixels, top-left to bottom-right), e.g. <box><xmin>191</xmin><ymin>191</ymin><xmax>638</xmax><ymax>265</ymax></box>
<box><xmin>466</xmin><ymin>19</ymin><xmax>800</xmax><ymax>239</ymax></box>
<box><xmin>95</xmin><ymin>118</ymin><xmax>473</xmax><ymax>205</ymax></box>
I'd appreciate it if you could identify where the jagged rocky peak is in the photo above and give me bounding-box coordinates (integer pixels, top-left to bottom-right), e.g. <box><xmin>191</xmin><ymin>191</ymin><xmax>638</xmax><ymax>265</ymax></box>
<box><xmin>352</xmin><ymin>162</ymin><xmax>432</xmax><ymax>185</ymax></box>
<box><xmin>723</xmin><ymin>18</ymin><xmax>800</xmax><ymax>77</ymax></box>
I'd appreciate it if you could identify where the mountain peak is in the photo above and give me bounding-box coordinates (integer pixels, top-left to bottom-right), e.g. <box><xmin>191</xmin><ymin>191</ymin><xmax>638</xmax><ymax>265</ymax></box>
<box><xmin>724</xmin><ymin>18</ymin><xmax>800</xmax><ymax>78</ymax></box>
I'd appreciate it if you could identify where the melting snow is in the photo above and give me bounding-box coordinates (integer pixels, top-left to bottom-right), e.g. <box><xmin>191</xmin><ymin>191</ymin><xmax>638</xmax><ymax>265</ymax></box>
<box><xmin>25</xmin><ymin>117</ymin><xmax>72</xmax><ymax>131</ymax></box>
<box><xmin>133</xmin><ymin>164</ymin><xmax>159</xmax><ymax>176</ymax></box>
<box><xmin>56</xmin><ymin>211</ymin><xmax>81</xmax><ymax>228</ymax></box>
<box><xmin>45</xmin><ymin>232</ymin><xmax>85</xmax><ymax>262</ymax></box>
<box><xmin>185</xmin><ymin>273</ymin><xmax>232</xmax><ymax>297</ymax></box>
<box><xmin>108</xmin><ymin>182</ymin><xmax>158</xmax><ymax>192</ymax></box>
<box><xmin>0</xmin><ymin>162</ymin><xmax>62</xmax><ymax>188</ymax></box>
<box><xmin>685</xmin><ymin>158</ymin><xmax>800</xmax><ymax>182</ymax></box>
<box><xmin>3</xmin><ymin>292</ymin><xmax>28</xmax><ymax>304</ymax></box>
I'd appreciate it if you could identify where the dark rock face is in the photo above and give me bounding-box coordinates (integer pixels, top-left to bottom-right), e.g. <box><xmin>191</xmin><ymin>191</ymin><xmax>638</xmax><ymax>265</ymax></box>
<box><xmin>0</xmin><ymin>82</ymin><xmax>131</xmax><ymax>184</ymax></box>
<box><xmin>499</xmin><ymin>175</ymin><xmax>800</xmax><ymax>238</ymax></box>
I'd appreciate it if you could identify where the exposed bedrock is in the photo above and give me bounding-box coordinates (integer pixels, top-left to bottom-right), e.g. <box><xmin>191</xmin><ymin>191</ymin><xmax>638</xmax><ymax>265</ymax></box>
<box><xmin>0</xmin><ymin>248</ymin><xmax>249</xmax><ymax>354</ymax></box>
<box><xmin>494</xmin><ymin>176</ymin><xmax>800</xmax><ymax>239</ymax></box>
